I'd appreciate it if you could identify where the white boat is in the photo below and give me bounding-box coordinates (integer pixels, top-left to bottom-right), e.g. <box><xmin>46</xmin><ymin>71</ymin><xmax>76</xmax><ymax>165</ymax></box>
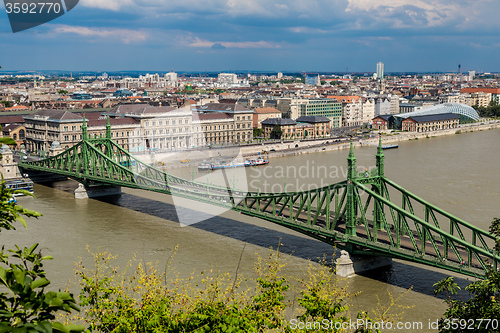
<box><xmin>6</xmin><ymin>179</ymin><xmax>34</xmax><ymax>196</ymax></box>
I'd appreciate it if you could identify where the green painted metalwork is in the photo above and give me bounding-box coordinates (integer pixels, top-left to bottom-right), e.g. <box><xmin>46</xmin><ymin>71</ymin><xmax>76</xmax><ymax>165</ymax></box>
<box><xmin>17</xmin><ymin>132</ymin><xmax>500</xmax><ymax>279</ymax></box>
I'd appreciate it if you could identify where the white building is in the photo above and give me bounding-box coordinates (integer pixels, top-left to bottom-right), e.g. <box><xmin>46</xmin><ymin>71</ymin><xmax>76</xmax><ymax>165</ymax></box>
<box><xmin>218</xmin><ymin>73</ymin><xmax>238</xmax><ymax>85</ymax></box>
<box><xmin>377</xmin><ymin>62</ymin><xmax>384</xmax><ymax>81</ymax></box>
<box><xmin>361</xmin><ymin>98</ymin><xmax>375</xmax><ymax>124</ymax></box>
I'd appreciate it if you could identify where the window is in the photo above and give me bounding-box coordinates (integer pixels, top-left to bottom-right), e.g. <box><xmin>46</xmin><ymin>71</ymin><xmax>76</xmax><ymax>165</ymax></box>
<box><xmin>72</xmin><ymin>126</ymin><xmax>77</xmax><ymax>131</ymax></box>
<box><xmin>63</xmin><ymin>126</ymin><xmax>68</xmax><ymax>131</ymax></box>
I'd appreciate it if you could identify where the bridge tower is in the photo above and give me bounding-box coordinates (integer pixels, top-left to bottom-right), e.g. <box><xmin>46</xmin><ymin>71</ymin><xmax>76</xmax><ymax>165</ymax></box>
<box><xmin>335</xmin><ymin>137</ymin><xmax>392</xmax><ymax>277</ymax></box>
<box><xmin>345</xmin><ymin>139</ymin><xmax>357</xmax><ymax>237</ymax></box>
<box><xmin>372</xmin><ymin>135</ymin><xmax>385</xmax><ymax>241</ymax></box>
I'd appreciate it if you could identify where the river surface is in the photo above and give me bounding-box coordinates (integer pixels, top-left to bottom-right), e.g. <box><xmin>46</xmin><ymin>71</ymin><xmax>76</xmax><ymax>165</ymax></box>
<box><xmin>3</xmin><ymin>129</ymin><xmax>500</xmax><ymax>332</ymax></box>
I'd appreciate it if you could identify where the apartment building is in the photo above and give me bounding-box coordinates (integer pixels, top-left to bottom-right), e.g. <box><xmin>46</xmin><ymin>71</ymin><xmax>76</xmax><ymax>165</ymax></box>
<box><xmin>253</xmin><ymin>107</ymin><xmax>281</xmax><ymax>128</ymax></box>
<box><xmin>110</xmin><ymin>103</ymin><xmax>198</xmax><ymax>151</ymax></box>
<box><xmin>24</xmin><ymin>110</ymin><xmax>140</xmax><ymax>152</ymax></box>
<box><xmin>24</xmin><ymin>110</ymin><xmax>84</xmax><ymax>152</ymax></box>
<box><xmin>194</xmin><ymin>103</ymin><xmax>254</xmax><ymax>143</ymax></box>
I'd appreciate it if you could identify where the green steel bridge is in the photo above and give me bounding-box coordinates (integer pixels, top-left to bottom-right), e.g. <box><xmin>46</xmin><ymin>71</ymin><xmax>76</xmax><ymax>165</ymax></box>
<box><xmin>18</xmin><ymin>118</ymin><xmax>500</xmax><ymax>279</ymax></box>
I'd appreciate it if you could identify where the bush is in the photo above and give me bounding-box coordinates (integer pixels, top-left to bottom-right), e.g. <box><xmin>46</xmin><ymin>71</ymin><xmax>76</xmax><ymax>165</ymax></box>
<box><xmin>68</xmin><ymin>247</ymin><xmax>412</xmax><ymax>333</ymax></box>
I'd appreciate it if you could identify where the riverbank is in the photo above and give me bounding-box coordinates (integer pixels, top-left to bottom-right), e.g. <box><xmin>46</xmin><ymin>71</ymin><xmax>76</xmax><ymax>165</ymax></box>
<box><xmin>147</xmin><ymin>120</ymin><xmax>500</xmax><ymax>169</ymax></box>
<box><xmin>243</xmin><ymin>120</ymin><xmax>500</xmax><ymax>159</ymax></box>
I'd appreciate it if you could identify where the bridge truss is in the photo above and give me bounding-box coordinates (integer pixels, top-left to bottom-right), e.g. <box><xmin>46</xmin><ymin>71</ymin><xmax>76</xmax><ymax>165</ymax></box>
<box><xmin>19</xmin><ymin>118</ymin><xmax>500</xmax><ymax>278</ymax></box>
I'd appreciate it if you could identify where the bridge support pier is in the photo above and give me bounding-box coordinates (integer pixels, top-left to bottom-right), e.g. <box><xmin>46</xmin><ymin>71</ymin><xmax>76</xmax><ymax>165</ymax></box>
<box><xmin>335</xmin><ymin>250</ymin><xmax>392</xmax><ymax>277</ymax></box>
<box><xmin>75</xmin><ymin>183</ymin><xmax>122</xmax><ymax>199</ymax></box>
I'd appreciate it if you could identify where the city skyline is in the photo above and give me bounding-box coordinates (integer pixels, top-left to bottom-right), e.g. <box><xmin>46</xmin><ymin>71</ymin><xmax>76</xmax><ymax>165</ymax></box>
<box><xmin>1</xmin><ymin>0</ymin><xmax>499</xmax><ymax>72</ymax></box>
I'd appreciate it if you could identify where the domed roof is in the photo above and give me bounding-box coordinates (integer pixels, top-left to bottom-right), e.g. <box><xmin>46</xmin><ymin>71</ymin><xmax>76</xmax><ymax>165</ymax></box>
<box><xmin>395</xmin><ymin>103</ymin><xmax>479</xmax><ymax>122</ymax></box>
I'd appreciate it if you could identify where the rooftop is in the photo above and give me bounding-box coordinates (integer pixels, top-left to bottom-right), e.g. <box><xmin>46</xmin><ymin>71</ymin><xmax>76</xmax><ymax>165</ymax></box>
<box><xmin>404</xmin><ymin>113</ymin><xmax>460</xmax><ymax>123</ymax></box>
<box><xmin>254</xmin><ymin>107</ymin><xmax>280</xmax><ymax>114</ymax></box>
<box><xmin>296</xmin><ymin>115</ymin><xmax>331</xmax><ymax>123</ymax></box>
<box><xmin>261</xmin><ymin>118</ymin><xmax>297</xmax><ymax>126</ymax></box>
<box><xmin>195</xmin><ymin>103</ymin><xmax>254</xmax><ymax>114</ymax></box>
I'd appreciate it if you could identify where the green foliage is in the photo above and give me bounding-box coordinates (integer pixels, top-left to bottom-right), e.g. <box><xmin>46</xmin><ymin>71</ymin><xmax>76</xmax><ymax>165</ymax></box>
<box><xmin>435</xmin><ymin>270</ymin><xmax>500</xmax><ymax>332</ymax></box>
<box><xmin>433</xmin><ymin>277</ymin><xmax>461</xmax><ymax>301</ymax></box>
<box><xmin>270</xmin><ymin>126</ymin><xmax>283</xmax><ymax>139</ymax></box>
<box><xmin>434</xmin><ymin>218</ymin><xmax>500</xmax><ymax>332</ymax></box>
<box><xmin>0</xmin><ymin>182</ymin><xmax>83</xmax><ymax>332</ymax></box>
<box><xmin>252</xmin><ymin>128</ymin><xmax>264</xmax><ymax>138</ymax></box>
<box><xmin>473</xmin><ymin>100</ymin><xmax>500</xmax><ymax>118</ymax></box>
<box><xmin>0</xmin><ymin>180</ymin><xmax>41</xmax><ymax>231</ymax></box>
<box><xmin>0</xmin><ymin>244</ymin><xmax>83</xmax><ymax>333</ymax></box>
<box><xmin>490</xmin><ymin>217</ymin><xmax>500</xmax><ymax>252</ymax></box>
<box><xmin>57</xmin><ymin>90</ymin><xmax>69</xmax><ymax>95</ymax></box>
<box><xmin>71</xmin><ymin>247</ymin><xmax>412</xmax><ymax>333</ymax></box>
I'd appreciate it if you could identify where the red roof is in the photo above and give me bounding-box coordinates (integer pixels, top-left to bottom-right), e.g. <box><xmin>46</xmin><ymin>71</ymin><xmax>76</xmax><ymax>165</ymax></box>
<box><xmin>460</xmin><ymin>88</ymin><xmax>500</xmax><ymax>94</ymax></box>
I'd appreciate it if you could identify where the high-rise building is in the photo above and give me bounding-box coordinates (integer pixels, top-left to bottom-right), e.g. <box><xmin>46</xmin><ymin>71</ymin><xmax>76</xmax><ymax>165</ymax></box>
<box><xmin>376</xmin><ymin>62</ymin><xmax>384</xmax><ymax>81</ymax></box>
<box><xmin>305</xmin><ymin>74</ymin><xmax>320</xmax><ymax>86</ymax></box>
<box><xmin>218</xmin><ymin>73</ymin><xmax>238</xmax><ymax>85</ymax></box>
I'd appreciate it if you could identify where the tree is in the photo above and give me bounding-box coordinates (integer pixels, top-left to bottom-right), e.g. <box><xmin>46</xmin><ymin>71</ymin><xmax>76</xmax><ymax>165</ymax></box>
<box><xmin>0</xmin><ymin>101</ymin><xmax>11</xmax><ymax>108</ymax></box>
<box><xmin>434</xmin><ymin>217</ymin><xmax>500</xmax><ymax>332</ymax></box>
<box><xmin>490</xmin><ymin>217</ymin><xmax>500</xmax><ymax>252</ymax></box>
<box><xmin>0</xmin><ymin>181</ymin><xmax>84</xmax><ymax>332</ymax></box>
<box><xmin>270</xmin><ymin>126</ymin><xmax>282</xmax><ymax>139</ymax></box>
<box><xmin>253</xmin><ymin>128</ymin><xmax>264</xmax><ymax>138</ymax></box>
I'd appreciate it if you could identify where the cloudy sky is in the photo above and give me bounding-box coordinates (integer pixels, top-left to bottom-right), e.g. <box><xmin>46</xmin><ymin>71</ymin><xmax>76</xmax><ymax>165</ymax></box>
<box><xmin>1</xmin><ymin>0</ymin><xmax>499</xmax><ymax>72</ymax></box>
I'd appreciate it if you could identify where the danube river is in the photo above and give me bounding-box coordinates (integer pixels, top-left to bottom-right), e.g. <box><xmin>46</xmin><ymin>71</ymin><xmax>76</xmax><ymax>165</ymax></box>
<box><xmin>4</xmin><ymin>128</ymin><xmax>500</xmax><ymax>331</ymax></box>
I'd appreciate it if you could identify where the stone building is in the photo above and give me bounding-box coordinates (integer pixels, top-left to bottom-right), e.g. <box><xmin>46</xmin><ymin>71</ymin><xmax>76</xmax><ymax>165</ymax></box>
<box><xmin>401</xmin><ymin>113</ymin><xmax>459</xmax><ymax>132</ymax></box>
<box><xmin>110</xmin><ymin>103</ymin><xmax>198</xmax><ymax>151</ymax></box>
<box><xmin>2</xmin><ymin>124</ymin><xmax>26</xmax><ymax>149</ymax></box>
<box><xmin>261</xmin><ymin>118</ymin><xmax>297</xmax><ymax>139</ymax></box>
<box><xmin>371</xmin><ymin>115</ymin><xmax>392</xmax><ymax>130</ymax></box>
<box><xmin>295</xmin><ymin>116</ymin><xmax>331</xmax><ymax>139</ymax></box>
<box><xmin>194</xmin><ymin>103</ymin><xmax>254</xmax><ymax>143</ymax></box>
<box><xmin>253</xmin><ymin>107</ymin><xmax>281</xmax><ymax>128</ymax></box>
<box><xmin>24</xmin><ymin>110</ymin><xmax>84</xmax><ymax>152</ymax></box>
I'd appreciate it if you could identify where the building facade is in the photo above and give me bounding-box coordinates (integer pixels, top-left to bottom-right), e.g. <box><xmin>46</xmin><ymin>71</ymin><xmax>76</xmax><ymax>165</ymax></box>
<box><xmin>401</xmin><ymin>114</ymin><xmax>460</xmax><ymax>132</ymax></box>
<box><xmin>194</xmin><ymin>103</ymin><xmax>254</xmax><ymax>143</ymax></box>
<box><xmin>253</xmin><ymin>107</ymin><xmax>281</xmax><ymax>128</ymax></box>
<box><xmin>261</xmin><ymin>118</ymin><xmax>297</xmax><ymax>139</ymax></box>
<box><xmin>111</xmin><ymin>104</ymin><xmax>198</xmax><ymax>151</ymax></box>
<box><xmin>292</xmin><ymin>99</ymin><xmax>342</xmax><ymax>129</ymax></box>
<box><xmin>24</xmin><ymin>110</ymin><xmax>84</xmax><ymax>152</ymax></box>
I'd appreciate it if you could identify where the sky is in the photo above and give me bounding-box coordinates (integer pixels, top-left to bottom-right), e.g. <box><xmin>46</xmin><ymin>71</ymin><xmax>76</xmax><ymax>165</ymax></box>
<box><xmin>1</xmin><ymin>0</ymin><xmax>499</xmax><ymax>73</ymax></box>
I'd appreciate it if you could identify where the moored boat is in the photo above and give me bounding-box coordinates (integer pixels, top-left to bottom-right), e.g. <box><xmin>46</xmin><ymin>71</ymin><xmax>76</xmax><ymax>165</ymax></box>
<box><xmin>5</xmin><ymin>179</ymin><xmax>34</xmax><ymax>196</ymax></box>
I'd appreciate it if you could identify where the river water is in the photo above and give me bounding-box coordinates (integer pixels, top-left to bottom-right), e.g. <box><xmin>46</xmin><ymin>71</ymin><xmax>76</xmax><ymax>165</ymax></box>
<box><xmin>3</xmin><ymin>129</ymin><xmax>500</xmax><ymax>332</ymax></box>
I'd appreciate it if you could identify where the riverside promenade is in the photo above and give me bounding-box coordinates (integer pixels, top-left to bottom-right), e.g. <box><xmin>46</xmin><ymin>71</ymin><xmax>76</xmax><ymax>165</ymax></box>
<box><xmin>241</xmin><ymin>120</ymin><xmax>500</xmax><ymax>159</ymax></box>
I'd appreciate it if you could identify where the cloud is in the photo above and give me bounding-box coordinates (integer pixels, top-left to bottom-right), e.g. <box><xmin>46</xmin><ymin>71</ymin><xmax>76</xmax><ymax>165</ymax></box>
<box><xmin>184</xmin><ymin>37</ymin><xmax>280</xmax><ymax>49</ymax></box>
<box><xmin>80</xmin><ymin>0</ymin><xmax>134</xmax><ymax>11</ymax></box>
<box><xmin>50</xmin><ymin>25</ymin><xmax>147</xmax><ymax>43</ymax></box>
<box><xmin>211</xmin><ymin>43</ymin><xmax>226</xmax><ymax>49</ymax></box>
<box><xmin>289</xmin><ymin>27</ymin><xmax>330</xmax><ymax>34</ymax></box>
